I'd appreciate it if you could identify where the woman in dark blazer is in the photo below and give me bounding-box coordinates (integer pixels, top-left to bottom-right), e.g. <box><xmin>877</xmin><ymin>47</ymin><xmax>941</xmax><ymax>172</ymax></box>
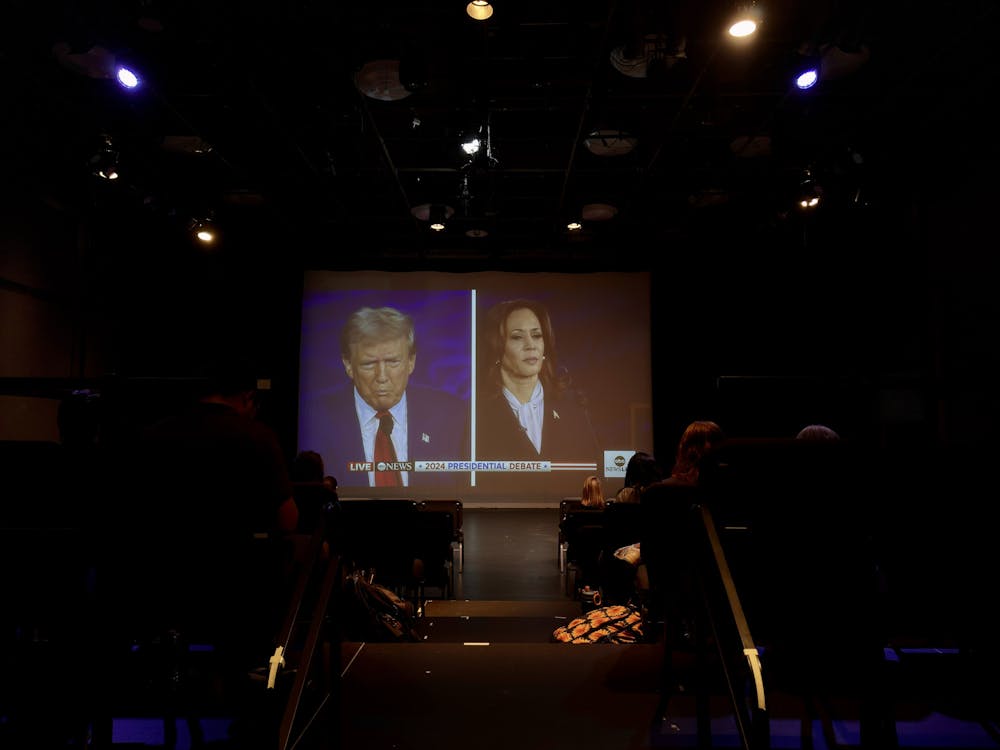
<box><xmin>476</xmin><ymin>298</ymin><xmax>599</xmax><ymax>493</ymax></box>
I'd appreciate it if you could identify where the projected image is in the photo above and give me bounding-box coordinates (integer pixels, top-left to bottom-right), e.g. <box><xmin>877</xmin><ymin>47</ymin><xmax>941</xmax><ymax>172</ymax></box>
<box><xmin>297</xmin><ymin>271</ymin><xmax>652</xmax><ymax>503</ymax></box>
<box><xmin>473</xmin><ymin>296</ymin><xmax>601</xmax><ymax>496</ymax></box>
<box><xmin>297</xmin><ymin>288</ymin><xmax>471</xmax><ymax>490</ymax></box>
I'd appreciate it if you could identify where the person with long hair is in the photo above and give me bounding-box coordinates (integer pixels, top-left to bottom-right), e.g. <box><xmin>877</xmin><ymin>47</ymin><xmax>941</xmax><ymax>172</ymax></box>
<box><xmin>614</xmin><ymin>450</ymin><xmax>664</xmax><ymax>503</ymax></box>
<box><xmin>580</xmin><ymin>474</ymin><xmax>606</xmax><ymax>509</ymax></box>
<box><xmin>666</xmin><ymin>420</ymin><xmax>725</xmax><ymax>485</ymax></box>
<box><xmin>476</xmin><ymin>299</ymin><xmax>599</xmax><ymax>483</ymax></box>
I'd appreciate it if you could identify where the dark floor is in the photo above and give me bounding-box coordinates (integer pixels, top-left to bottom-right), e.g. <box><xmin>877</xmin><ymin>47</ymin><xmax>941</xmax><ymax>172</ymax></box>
<box><xmin>453</xmin><ymin>507</ymin><xmax>565</xmax><ymax>601</ymax></box>
<box><xmin>100</xmin><ymin>508</ymin><xmax>1000</xmax><ymax>749</ymax></box>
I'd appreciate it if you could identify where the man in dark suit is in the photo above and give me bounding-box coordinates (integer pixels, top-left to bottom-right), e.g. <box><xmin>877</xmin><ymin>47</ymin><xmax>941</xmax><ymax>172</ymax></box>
<box><xmin>300</xmin><ymin>305</ymin><xmax>469</xmax><ymax>490</ymax></box>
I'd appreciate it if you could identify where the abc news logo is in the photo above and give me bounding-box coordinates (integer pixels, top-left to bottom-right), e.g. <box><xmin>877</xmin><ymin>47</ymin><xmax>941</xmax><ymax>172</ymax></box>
<box><xmin>348</xmin><ymin>461</ymin><xmax>414</xmax><ymax>472</ymax></box>
<box><xmin>603</xmin><ymin>450</ymin><xmax>634</xmax><ymax>477</ymax></box>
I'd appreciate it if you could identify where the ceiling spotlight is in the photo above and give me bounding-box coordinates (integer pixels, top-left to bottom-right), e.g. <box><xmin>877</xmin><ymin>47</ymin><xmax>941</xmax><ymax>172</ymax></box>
<box><xmin>796</xmin><ymin>170</ymin><xmax>823</xmax><ymax>210</ymax></box>
<box><xmin>90</xmin><ymin>136</ymin><xmax>120</xmax><ymax>180</ymax></box>
<box><xmin>411</xmin><ymin>203</ymin><xmax>455</xmax><ymax>231</ymax></box>
<box><xmin>793</xmin><ymin>54</ymin><xmax>821</xmax><ymax>90</ymax></box>
<box><xmin>355</xmin><ymin>59</ymin><xmax>411</xmax><ymax>102</ymax></box>
<box><xmin>728</xmin><ymin>2</ymin><xmax>761</xmax><ymax>38</ymax></box>
<box><xmin>115</xmin><ymin>64</ymin><xmax>140</xmax><ymax>90</ymax></box>
<box><xmin>189</xmin><ymin>218</ymin><xmax>219</xmax><ymax>245</ymax></box>
<box><xmin>566</xmin><ymin>221</ymin><xmax>582</xmax><ymax>232</ymax></box>
<box><xmin>461</xmin><ymin>136</ymin><xmax>482</xmax><ymax>156</ymax></box>
<box><xmin>466</xmin><ymin>1</ymin><xmax>493</xmax><ymax>21</ymax></box>
<box><xmin>428</xmin><ymin>204</ymin><xmax>449</xmax><ymax>231</ymax></box>
<box><xmin>795</xmin><ymin>68</ymin><xmax>819</xmax><ymax>90</ymax></box>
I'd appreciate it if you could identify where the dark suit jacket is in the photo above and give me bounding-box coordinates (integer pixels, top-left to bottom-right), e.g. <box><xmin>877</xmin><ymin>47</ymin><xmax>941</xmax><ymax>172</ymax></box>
<box><xmin>476</xmin><ymin>389</ymin><xmax>599</xmax><ymax>463</ymax></box>
<box><xmin>474</xmin><ymin>389</ymin><xmax>600</xmax><ymax>496</ymax></box>
<box><xmin>300</xmin><ymin>384</ymin><xmax>470</xmax><ymax>490</ymax></box>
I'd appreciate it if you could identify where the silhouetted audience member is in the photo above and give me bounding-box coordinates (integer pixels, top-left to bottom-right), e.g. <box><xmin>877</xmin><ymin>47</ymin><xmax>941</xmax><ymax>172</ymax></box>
<box><xmin>665</xmin><ymin>420</ymin><xmax>725</xmax><ymax>485</ymax></box>
<box><xmin>290</xmin><ymin>449</ymin><xmax>341</xmax><ymax>539</ymax></box>
<box><xmin>600</xmin><ymin>450</ymin><xmax>663</xmax><ymax>603</ymax></box>
<box><xmin>292</xmin><ymin>449</ymin><xmax>325</xmax><ymax>482</ymax></box>
<box><xmin>796</xmin><ymin>423</ymin><xmax>840</xmax><ymax>441</ymax></box>
<box><xmin>604</xmin><ymin>423</ymin><xmax>723</xmax><ymax>606</ymax></box>
<box><xmin>614</xmin><ymin>449</ymin><xmax>663</xmax><ymax>503</ymax></box>
<box><xmin>634</xmin><ymin>420</ymin><xmax>724</xmax><ymax>660</ymax></box>
<box><xmin>105</xmin><ymin>359</ymin><xmax>298</xmax><ymax>667</ymax></box>
<box><xmin>292</xmin><ymin>448</ymin><xmax>338</xmax><ymax>489</ymax></box>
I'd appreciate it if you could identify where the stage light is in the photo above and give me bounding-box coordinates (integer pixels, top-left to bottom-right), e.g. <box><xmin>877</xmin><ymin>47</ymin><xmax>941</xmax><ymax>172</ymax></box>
<box><xmin>796</xmin><ymin>170</ymin><xmax>823</xmax><ymax>210</ymax></box>
<box><xmin>189</xmin><ymin>218</ymin><xmax>219</xmax><ymax>246</ymax></box>
<box><xmin>795</xmin><ymin>68</ymin><xmax>819</xmax><ymax>90</ymax></box>
<box><xmin>793</xmin><ymin>55</ymin><xmax>821</xmax><ymax>90</ymax></box>
<box><xmin>428</xmin><ymin>204</ymin><xmax>448</xmax><ymax>231</ymax></box>
<box><xmin>460</xmin><ymin>122</ymin><xmax>487</xmax><ymax>158</ymax></box>
<box><xmin>466</xmin><ymin>1</ymin><xmax>493</xmax><ymax>21</ymax></box>
<box><xmin>90</xmin><ymin>136</ymin><xmax>120</xmax><ymax>180</ymax></box>
<box><xmin>728</xmin><ymin>2</ymin><xmax>761</xmax><ymax>38</ymax></box>
<box><xmin>115</xmin><ymin>65</ymin><xmax>140</xmax><ymax>90</ymax></box>
<box><xmin>461</xmin><ymin>136</ymin><xmax>482</xmax><ymax>156</ymax></box>
<box><xmin>410</xmin><ymin>202</ymin><xmax>456</xmax><ymax>229</ymax></box>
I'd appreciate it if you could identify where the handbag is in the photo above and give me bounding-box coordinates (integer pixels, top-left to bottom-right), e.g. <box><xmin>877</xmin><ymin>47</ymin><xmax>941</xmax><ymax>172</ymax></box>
<box><xmin>551</xmin><ymin>603</ymin><xmax>643</xmax><ymax>644</ymax></box>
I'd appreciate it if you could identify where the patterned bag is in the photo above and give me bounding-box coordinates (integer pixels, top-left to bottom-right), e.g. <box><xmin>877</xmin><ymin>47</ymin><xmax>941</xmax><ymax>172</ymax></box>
<box><xmin>552</xmin><ymin>603</ymin><xmax>644</xmax><ymax>644</ymax></box>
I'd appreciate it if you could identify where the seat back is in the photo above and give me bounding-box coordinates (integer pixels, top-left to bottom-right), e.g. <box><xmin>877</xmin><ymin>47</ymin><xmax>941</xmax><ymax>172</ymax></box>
<box><xmin>601</xmin><ymin>500</ymin><xmax>643</xmax><ymax>553</ymax></box>
<box><xmin>417</xmin><ymin>499</ymin><xmax>463</xmax><ymax>544</ymax></box>
<box><xmin>336</xmin><ymin>499</ymin><xmax>424</xmax><ymax>591</ymax></box>
<box><xmin>697</xmin><ymin>438</ymin><xmax>886</xmax><ymax>678</ymax></box>
<box><xmin>414</xmin><ymin>503</ymin><xmax>458</xmax><ymax>598</ymax></box>
<box><xmin>638</xmin><ymin>481</ymin><xmax>702</xmax><ymax>633</ymax></box>
<box><xmin>560</xmin><ymin>507</ymin><xmax>605</xmax><ymax>591</ymax></box>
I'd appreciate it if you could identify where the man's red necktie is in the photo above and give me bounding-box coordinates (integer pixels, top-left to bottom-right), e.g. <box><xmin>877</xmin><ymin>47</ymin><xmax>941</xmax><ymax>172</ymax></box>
<box><xmin>374</xmin><ymin>410</ymin><xmax>402</xmax><ymax>486</ymax></box>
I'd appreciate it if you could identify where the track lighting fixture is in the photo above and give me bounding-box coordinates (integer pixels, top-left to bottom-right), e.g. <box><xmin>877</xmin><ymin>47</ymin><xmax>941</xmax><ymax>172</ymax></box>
<box><xmin>428</xmin><ymin>204</ymin><xmax>448</xmax><ymax>231</ymax></box>
<box><xmin>461</xmin><ymin>134</ymin><xmax>482</xmax><ymax>156</ymax></box>
<box><xmin>90</xmin><ymin>136</ymin><xmax>120</xmax><ymax>180</ymax></box>
<box><xmin>189</xmin><ymin>217</ymin><xmax>219</xmax><ymax>246</ymax></box>
<box><xmin>796</xmin><ymin>170</ymin><xmax>822</xmax><ymax>210</ymax></box>
<box><xmin>411</xmin><ymin>203</ymin><xmax>455</xmax><ymax>230</ymax></box>
<box><xmin>459</xmin><ymin>117</ymin><xmax>498</xmax><ymax>168</ymax></box>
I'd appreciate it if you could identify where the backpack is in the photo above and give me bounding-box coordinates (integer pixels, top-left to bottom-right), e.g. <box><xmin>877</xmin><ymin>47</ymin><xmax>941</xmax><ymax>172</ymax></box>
<box><xmin>340</xmin><ymin>571</ymin><xmax>420</xmax><ymax>642</ymax></box>
<box><xmin>551</xmin><ymin>603</ymin><xmax>644</xmax><ymax>644</ymax></box>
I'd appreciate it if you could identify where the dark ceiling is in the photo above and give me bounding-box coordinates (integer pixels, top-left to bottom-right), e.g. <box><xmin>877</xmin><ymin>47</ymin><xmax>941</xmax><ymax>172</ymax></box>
<box><xmin>5</xmin><ymin>1</ymin><xmax>998</xmax><ymax>266</ymax></box>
